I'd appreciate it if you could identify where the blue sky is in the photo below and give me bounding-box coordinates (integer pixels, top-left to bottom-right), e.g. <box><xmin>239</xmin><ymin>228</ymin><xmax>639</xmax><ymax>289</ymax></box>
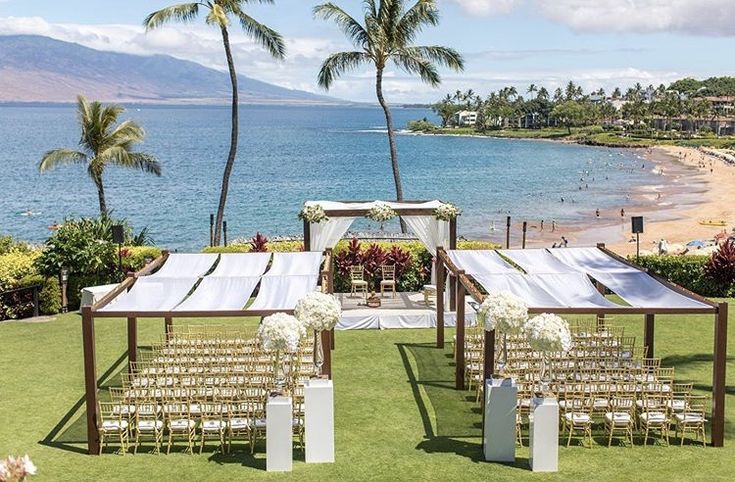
<box><xmin>1</xmin><ymin>0</ymin><xmax>733</xmax><ymax>102</ymax></box>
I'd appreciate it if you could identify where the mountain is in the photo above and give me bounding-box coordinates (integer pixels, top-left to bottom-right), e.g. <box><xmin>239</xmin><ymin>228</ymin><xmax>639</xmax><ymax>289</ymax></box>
<box><xmin>0</xmin><ymin>35</ymin><xmax>343</xmax><ymax>105</ymax></box>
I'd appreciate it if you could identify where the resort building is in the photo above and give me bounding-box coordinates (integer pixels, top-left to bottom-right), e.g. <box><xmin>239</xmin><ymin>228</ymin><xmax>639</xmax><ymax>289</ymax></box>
<box><xmin>451</xmin><ymin>110</ymin><xmax>478</xmax><ymax>127</ymax></box>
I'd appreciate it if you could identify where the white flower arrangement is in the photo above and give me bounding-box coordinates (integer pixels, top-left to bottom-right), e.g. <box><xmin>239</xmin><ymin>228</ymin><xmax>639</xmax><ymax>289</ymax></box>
<box><xmin>477</xmin><ymin>291</ymin><xmax>528</xmax><ymax>334</ymax></box>
<box><xmin>366</xmin><ymin>202</ymin><xmax>397</xmax><ymax>222</ymax></box>
<box><xmin>0</xmin><ymin>455</ymin><xmax>36</xmax><ymax>481</ymax></box>
<box><xmin>524</xmin><ymin>313</ymin><xmax>573</xmax><ymax>353</ymax></box>
<box><xmin>257</xmin><ymin>313</ymin><xmax>306</xmax><ymax>353</ymax></box>
<box><xmin>434</xmin><ymin>203</ymin><xmax>462</xmax><ymax>221</ymax></box>
<box><xmin>294</xmin><ymin>292</ymin><xmax>342</xmax><ymax>332</ymax></box>
<box><xmin>298</xmin><ymin>204</ymin><xmax>329</xmax><ymax>224</ymax></box>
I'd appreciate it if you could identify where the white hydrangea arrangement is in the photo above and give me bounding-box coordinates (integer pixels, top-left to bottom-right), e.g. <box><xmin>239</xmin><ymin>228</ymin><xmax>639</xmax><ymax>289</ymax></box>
<box><xmin>298</xmin><ymin>204</ymin><xmax>329</xmax><ymax>224</ymax></box>
<box><xmin>257</xmin><ymin>313</ymin><xmax>306</xmax><ymax>353</ymax></box>
<box><xmin>434</xmin><ymin>203</ymin><xmax>462</xmax><ymax>221</ymax></box>
<box><xmin>294</xmin><ymin>292</ymin><xmax>342</xmax><ymax>332</ymax></box>
<box><xmin>366</xmin><ymin>202</ymin><xmax>397</xmax><ymax>222</ymax></box>
<box><xmin>524</xmin><ymin>313</ymin><xmax>573</xmax><ymax>353</ymax></box>
<box><xmin>0</xmin><ymin>455</ymin><xmax>36</xmax><ymax>482</ymax></box>
<box><xmin>478</xmin><ymin>291</ymin><xmax>528</xmax><ymax>334</ymax></box>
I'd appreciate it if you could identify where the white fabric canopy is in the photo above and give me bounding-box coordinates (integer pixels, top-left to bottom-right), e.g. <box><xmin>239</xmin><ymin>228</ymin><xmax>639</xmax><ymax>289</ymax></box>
<box><xmin>210</xmin><ymin>253</ymin><xmax>271</xmax><ymax>277</ymax></box>
<box><xmin>151</xmin><ymin>253</ymin><xmax>219</xmax><ymax>278</ymax></box>
<box><xmin>267</xmin><ymin>252</ymin><xmax>323</xmax><ymax>276</ymax></box>
<box><xmin>248</xmin><ymin>275</ymin><xmax>320</xmax><ymax>310</ymax></box>
<box><xmin>500</xmin><ymin>249</ymin><xmax>578</xmax><ymax>274</ymax></box>
<box><xmin>310</xmin><ymin>217</ymin><xmax>356</xmax><ymax>252</ymax></box>
<box><xmin>548</xmin><ymin>247</ymin><xmax>710</xmax><ymax>309</ymax></box>
<box><xmin>100</xmin><ymin>277</ymin><xmax>197</xmax><ymax>312</ymax></box>
<box><xmin>529</xmin><ymin>273</ymin><xmax>618</xmax><ymax>308</ymax></box>
<box><xmin>447</xmin><ymin>250</ymin><xmax>517</xmax><ymax>275</ymax></box>
<box><xmin>174</xmin><ymin>276</ymin><xmax>261</xmax><ymax>312</ymax></box>
<box><xmin>473</xmin><ymin>273</ymin><xmax>564</xmax><ymax>308</ymax></box>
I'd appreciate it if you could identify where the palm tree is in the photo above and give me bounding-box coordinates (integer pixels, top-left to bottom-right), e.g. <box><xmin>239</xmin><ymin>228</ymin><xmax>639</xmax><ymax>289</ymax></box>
<box><xmin>39</xmin><ymin>96</ymin><xmax>160</xmax><ymax>217</ymax></box>
<box><xmin>315</xmin><ymin>0</ymin><xmax>463</xmax><ymax>229</ymax></box>
<box><xmin>527</xmin><ymin>84</ymin><xmax>537</xmax><ymax>96</ymax></box>
<box><xmin>144</xmin><ymin>1</ymin><xmax>285</xmax><ymax>246</ymax></box>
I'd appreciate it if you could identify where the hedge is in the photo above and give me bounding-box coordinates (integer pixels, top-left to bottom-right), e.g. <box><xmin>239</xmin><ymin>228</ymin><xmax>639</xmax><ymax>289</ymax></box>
<box><xmin>633</xmin><ymin>255</ymin><xmax>731</xmax><ymax>297</ymax></box>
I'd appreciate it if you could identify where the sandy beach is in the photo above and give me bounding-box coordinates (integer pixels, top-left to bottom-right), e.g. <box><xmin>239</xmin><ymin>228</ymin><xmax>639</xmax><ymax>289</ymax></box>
<box><xmin>501</xmin><ymin>144</ymin><xmax>735</xmax><ymax>256</ymax></box>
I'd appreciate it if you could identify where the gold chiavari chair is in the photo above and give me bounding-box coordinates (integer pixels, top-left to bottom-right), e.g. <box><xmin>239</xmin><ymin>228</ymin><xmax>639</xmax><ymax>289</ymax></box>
<box><xmin>164</xmin><ymin>401</ymin><xmax>196</xmax><ymax>454</ymax></box>
<box><xmin>638</xmin><ymin>393</ymin><xmax>669</xmax><ymax>446</ymax></box>
<box><xmin>226</xmin><ymin>400</ymin><xmax>252</xmax><ymax>454</ymax></box>
<box><xmin>666</xmin><ymin>382</ymin><xmax>693</xmax><ymax>415</ymax></box>
<box><xmin>672</xmin><ymin>394</ymin><xmax>708</xmax><ymax>446</ymax></box>
<box><xmin>133</xmin><ymin>401</ymin><xmax>164</xmax><ymax>454</ymax></box>
<box><xmin>604</xmin><ymin>396</ymin><xmax>635</xmax><ymax>447</ymax></box>
<box><xmin>98</xmin><ymin>401</ymin><xmax>129</xmax><ymax>455</ymax></box>
<box><xmin>562</xmin><ymin>391</ymin><xmax>593</xmax><ymax>448</ymax></box>
<box><xmin>199</xmin><ymin>402</ymin><xmax>227</xmax><ymax>454</ymax></box>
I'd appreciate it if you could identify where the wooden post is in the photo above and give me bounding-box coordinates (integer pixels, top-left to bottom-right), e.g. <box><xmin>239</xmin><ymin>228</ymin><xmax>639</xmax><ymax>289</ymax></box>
<box><xmin>436</xmin><ymin>252</ymin><xmax>445</xmax><ymax>348</ymax></box>
<box><xmin>223</xmin><ymin>221</ymin><xmax>228</xmax><ymax>247</ymax></box>
<box><xmin>321</xmin><ymin>330</ymin><xmax>332</xmax><ymax>379</ymax></box>
<box><xmin>127</xmin><ymin>317</ymin><xmax>137</xmax><ymax>369</ymax></box>
<box><xmin>455</xmin><ymin>272</ymin><xmax>466</xmax><ymax>390</ymax></box>
<box><xmin>81</xmin><ymin>306</ymin><xmax>100</xmax><ymax>455</ymax></box>
<box><xmin>712</xmin><ymin>302</ymin><xmax>728</xmax><ymax>447</ymax></box>
<box><xmin>595</xmin><ymin>281</ymin><xmax>606</xmax><ymax>329</ymax></box>
<box><xmin>303</xmin><ymin>219</ymin><xmax>311</xmax><ymax>251</ymax></box>
<box><xmin>483</xmin><ymin>329</ymin><xmax>495</xmax><ymax>382</ymax></box>
<box><xmin>521</xmin><ymin>221</ymin><xmax>528</xmax><ymax>249</ymax></box>
<box><xmin>330</xmin><ymin>328</ymin><xmax>335</xmax><ymax>351</ymax></box>
<box><xmin>209</xmin><ymin>213</ymin><xmax>214</xmax><ymax>247</ymax></box>
<box><xmin>505</xmin><ymin>216</ymin><xmax>511</xmax><ymax>249</ymax></box>
<box><xmin>644</xmin><ymin>314</ymin><xmax>655</xmax><ymax>358</ymax></box>
<box><xmin>165</xmin><ymin>316</ymin><xmax>173</xmax><ymax>342</ymax></box>
<box><xmin>448</xmin><ymin>222</ymin><xmax>457</xmax><ymax>312</ymax></box>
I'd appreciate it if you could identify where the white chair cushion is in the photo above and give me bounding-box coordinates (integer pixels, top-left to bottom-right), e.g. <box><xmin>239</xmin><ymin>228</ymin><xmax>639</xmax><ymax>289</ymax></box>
<box><xmin>604</xmin><ymin>412</ymin><xmax>631</xmax><ymax>423</ymax></box>
<box><xmin>202</xmin><ymin>420</ymin><xmax>226</xmax><ymax>431</ymax></box>
<box><xmin>229</xmin><ymin>418</ymin><xmax>250</xmax><ymax>430</ymax></box>
<box><xmin>639</xmin><ymin>412</ymin><xmax>667</xmax><ymax>423</ymax></box>
<box><xmin>169</xmin><ymin>419</ymin><xmax>196</xmax><ymax>430</ymax></box>
<box><xmin>564</xmin><ymin>413</ymin><xmax>591</xmax><ymax>423</ymax></box>
<box><xmin>674</xmin><ymin>413</ymin><xmax>706</xmax><ymax>423</ymax></box>
<box><xmin>102</xmin><ymin>420</ymin><xmax>128</xmax><ymax>431</ymax></box>
<box><xmin>666</xmin><ymin>400</ymin><xmax>687</xmax><ymax>411</ymax></box>
<box><xmin>137</xmin><ymin>420</ymin><xmax>163</xmax><ymax>431</ymax></box>
<box><xmin>253</xmin><ymin>418</ymin><xmax>267</xmax><ymax>429</ymax></box>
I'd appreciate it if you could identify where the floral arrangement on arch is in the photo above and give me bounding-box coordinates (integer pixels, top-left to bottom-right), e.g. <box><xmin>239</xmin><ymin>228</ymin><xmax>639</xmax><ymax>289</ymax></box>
<box><xmin>366</xmin><ymin>202</ymin><xmax>397</xmax><ymax>223</ymax></box>
<box><xmin>0</xmin><ymin>455</ymin><xmax>36</xmax><ymax>482</ymax></box>
<box><xmin>478</xmin><ymin>291</ymin><xmax>528</xmax><ymax>334</ymax></box>
<box><xmin>257</xmin><ymin>313</ymin><xmax>306</xmax><ymax>353</ymax></box>
<box><xmin>294</xmin><ymin>292</ymin><xmax>342</xmax><ymax>332</ymax></box>
<box><xmin>434</xmin><ymin>203</ymin><xmax>462</xmax><ymax>222</ymax></box>
<box><xmin>524</xmin><ymin>313</ymin><xmax>573</xmax><ymax>353</ymax></box>
<box><xmin>298</xmin><ymin>204</ymin><xmax>329</xmax><ymax>224</ymax></box>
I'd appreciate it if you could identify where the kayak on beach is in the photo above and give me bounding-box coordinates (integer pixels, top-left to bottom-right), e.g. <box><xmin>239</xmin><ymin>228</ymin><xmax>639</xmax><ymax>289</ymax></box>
<box><xmin>698</xmin><ymin>219</ymin><xmax>728</xmax><ymax>227</ymax></box>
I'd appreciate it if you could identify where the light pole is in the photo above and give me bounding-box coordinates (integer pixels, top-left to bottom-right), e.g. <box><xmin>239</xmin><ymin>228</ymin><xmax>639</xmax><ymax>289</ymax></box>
<box><xmin>60</xmin><ymin>268</ymin><xmax>69</xmax><ymax>313</ymax></box>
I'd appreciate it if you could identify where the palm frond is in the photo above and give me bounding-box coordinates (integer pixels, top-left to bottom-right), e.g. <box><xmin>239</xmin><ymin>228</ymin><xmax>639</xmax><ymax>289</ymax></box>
<box><xmin>39</xmin><ymin>149</ymin><xmax>87</xmax><ymax>172</ymax></box>
<box><xmin>232</xmin><ymin>7</ymin><xmax>286</xmax><ymax>59</ymax></box>
<box><xmin>317</xmin><ymin>51</ymin><xmax>370</xmax><ymax>90</ymax></box>
<box><xmin>107</xmin><ymin>120</ymin><xmax>146</xmax><ymax>146</ymax></box>
<box><xmin>399</xmin><ymin>45</ymin><xmax>463</xmax><ymax>71</ymax></box>
<box><xmin>206</xmin><ymin>3</ymin><xmax>230</xmax><ymax>27</ymax></box>
<box><xmin>392</xmin><ymin>50</ymin><xmax>440</xmax><ymax>86</ymax></box>
<box><xmin>98</xmin><ymin>147</ymin><xmax>162</xmax><ymax>176</ymax></box>
<box><xmin>313</xmin><ymin>3</ymin><xmax>368</xmax><ymax>48</ymax></box>
<box><xmin>396</xmin><ymin>0</ymin><xmax>439</xmax><ymax>44</ymax></box>
<box><xmin>144</xmin><ymin>3</ymin><xmax>201</xmax><ymax>30</ymax></box>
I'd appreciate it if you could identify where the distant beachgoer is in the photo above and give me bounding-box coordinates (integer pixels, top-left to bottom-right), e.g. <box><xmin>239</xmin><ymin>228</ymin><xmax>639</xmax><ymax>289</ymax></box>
<box><xmin>620</xmin><ymin>208</ymin><xmax>625</xmax><ymax>217</ymax></box>
<box><xmin>658</xmin><ymin>239</ymin><xmax>668</xmax><ymax>255</ymax></box>
<box><xmin>552</xmin><ymin>220</ymin><xmax>556</xmax><ymax>232</ymax></box>
<box><xmin>540</xmin><ymin>220</ymin><xmax>544</xmax><ymax>231</ymax></box>
<box><xmin>561</xmin><ymin>197</ymin><xmax>564</xmax><ymax>203</ymax></box>
<box><xmin>595</xmin><ymin>209</ymin><xmax>600</xmax><ymax>218</ymax></box>
<box><xmin>552</xmin><ymin>242</ymin><xmax>557</xmax><ymax>248</ymax></box>
<box><xmin>561</xmin><ymin>236</ymin><xmax>569</xmax><ymax>247</ymax></box>
<box><xmin>657</xmin><ymin>193</ymin><xmax>661</xmax><ymax>200</ymax></box>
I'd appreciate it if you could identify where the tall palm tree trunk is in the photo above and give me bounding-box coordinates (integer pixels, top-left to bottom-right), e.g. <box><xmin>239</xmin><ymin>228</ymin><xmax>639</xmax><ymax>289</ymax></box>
<box><xmin>213</xmin><ymin>26</ymin><xmax>239</xmax><ymax>245</ymax></box>
<box><xmin>94</xmin><ymin>175</ymin><xmax>108</xmax><ymax>217</ymax></box>
<box><xmin>375</xmin><ymin>68</ymin><xmax>407</xmax><ymax>233</ymax></box>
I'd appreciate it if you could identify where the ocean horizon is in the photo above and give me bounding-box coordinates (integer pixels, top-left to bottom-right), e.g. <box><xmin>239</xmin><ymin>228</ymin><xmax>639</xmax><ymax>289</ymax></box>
<box><xmin>0</xmin><ymin>103</ymin><xmax>659</xmax><ymax>250</ymax></box>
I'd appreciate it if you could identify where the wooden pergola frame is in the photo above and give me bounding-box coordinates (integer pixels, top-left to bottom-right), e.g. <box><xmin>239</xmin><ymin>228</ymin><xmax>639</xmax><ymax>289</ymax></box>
<box><xmin>435</xmin><ymin>244</ymin><xmax>728</xmax><ymax>447</ymax></box>
<box><xmin>81</xmin><ymin>250</ymin><xmax>334</xmax><ymax>455</ymax></box>
<box><xmin>303</xmin><ymin>200</ymin><xmax>458</xmax><ymax>337</ymax></box>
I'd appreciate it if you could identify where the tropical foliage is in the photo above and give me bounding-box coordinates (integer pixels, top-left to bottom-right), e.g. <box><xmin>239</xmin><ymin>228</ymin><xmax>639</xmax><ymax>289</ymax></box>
<box><xmin>315</xmin><ymin>0</ymin><xmax>463</xmax><ymax>230</ymax></box>
<box><xmin>145</xmin><ymin>0</ymin><xmax>285</xmax><ymax>246</ymax></box>
<box><xmin>705</xmin><ymin>240</ymin><xmax>735</xmax><ymax>293</ymax></box>
<box><xmin>634</xmin><ymin>253</ymin><xmax>734</xmax><ymax>297</ymax></box>
<box><xmin>39</xmin><ymin>96</ymin><xmax>160</xmax><ymax>216</ymax></box>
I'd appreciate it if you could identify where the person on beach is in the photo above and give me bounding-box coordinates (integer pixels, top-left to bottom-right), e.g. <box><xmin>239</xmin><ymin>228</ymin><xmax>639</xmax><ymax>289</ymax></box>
<box><xmin>561</xmin><ymin>197</ymin><xmax>564</xmax><ymax>203</ymax></box>
<box><xmin>561</xmin><ymin>236</ymin><xmax>568</xmax><ymax>247</ymax></box>
<box><xmin>596</xmin><ymin>209</ymin><xmax>600</xmax><ymax>218</ymax></box>
<box><xmin>540</xmin><ymin>220</ymin><xmax>544</xmax><ymax>231</ymax></box>
<box><xmin>620</xmin><ymin>208</ymin><xmax>625</xmax><ymax>217</ymax></box>
<box><xmin>552</xmin><ymin>220</ymin><xmax>556</xmax><ymax>232</ymax></box>
<box><xmin>552</xmin><ymin>242</ymin><xmax>557</xmax><ymax>248</ymax></box>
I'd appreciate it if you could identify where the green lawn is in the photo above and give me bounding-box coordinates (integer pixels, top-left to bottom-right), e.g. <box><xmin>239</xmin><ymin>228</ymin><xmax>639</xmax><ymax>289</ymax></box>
<box><xmin>1</xmin><ymin>303</ymin><xmax>734</xmax><ymax>481</ymax></box>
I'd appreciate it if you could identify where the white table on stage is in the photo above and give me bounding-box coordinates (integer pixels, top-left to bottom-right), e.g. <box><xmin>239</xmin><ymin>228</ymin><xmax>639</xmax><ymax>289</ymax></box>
<box><xmin>483</xmin><ymin>377</ymin><xmax>517</xmax><ymax>463</ymax></box>
<box><xmin>305</xmin><ymin>378</ymin><xmax>335</xmax><ymax>463</ymax></box>
<box><xmin>266</xmin><ymin>395</ymin><xmax>293</xmax><ymax>472</ymax></box>
<box><xmin>529</xmin><ymin>396</ymin><xmax>559</xmax><ymax>472</ymax></box>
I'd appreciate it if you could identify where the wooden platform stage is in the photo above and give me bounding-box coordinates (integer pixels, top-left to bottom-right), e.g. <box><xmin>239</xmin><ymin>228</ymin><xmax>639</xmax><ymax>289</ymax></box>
<box><xmin>335</xmin><ymin>292</ymin><xmax>477</xmax><ymax>330</ymax></box>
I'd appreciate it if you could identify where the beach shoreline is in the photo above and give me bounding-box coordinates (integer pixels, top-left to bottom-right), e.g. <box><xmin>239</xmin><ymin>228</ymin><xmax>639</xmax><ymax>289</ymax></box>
<box><xmin>499</xmin><ymin>145</ymin><xmax>735</xmax><ymax>256</ymax></box>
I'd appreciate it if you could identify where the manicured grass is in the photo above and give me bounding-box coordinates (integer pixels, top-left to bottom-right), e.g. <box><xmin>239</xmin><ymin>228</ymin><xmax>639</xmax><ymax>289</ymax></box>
<box><xmin>1</xmin><ymin>303</ymin><xmax>734</xmax><ymax>481</ymax></box>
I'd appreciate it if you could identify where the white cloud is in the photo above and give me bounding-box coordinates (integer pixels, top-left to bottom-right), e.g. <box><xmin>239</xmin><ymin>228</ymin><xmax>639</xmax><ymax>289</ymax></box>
<box><xmin>446</xmin><ymin>0</ymin><xmax>523</xmax><ymax>16</ymax></box>
<box><xmin>449</xmin><ymin>0</ymin><xmax>735</xmax><ymax>36</ymax></box>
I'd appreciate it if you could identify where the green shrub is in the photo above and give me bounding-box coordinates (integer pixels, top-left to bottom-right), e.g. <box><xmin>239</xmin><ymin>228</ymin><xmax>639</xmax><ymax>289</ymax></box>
<box><xmin>203</xmin><ymin>240</ymin><xmax>304</xmax><ymax>254</ymax></box>
<box><xmin>18</xmin><ymin>274</ymin><xmax>61</xmax><ymax>315</ymax></box>
<box><xmin>633</xmin><ymin>254</ymin><xmax>730</xmax><ymax>297</ymax></box>
<box><xmin>0</xmin><ymin>235</ymin><xmax>33</xmax><ymax>255</ymax></box>
<box><xmin>121</xmin><ymin>246</ymin><xmax>163</xmax><ymax>272</ymax></box>
<box><xmin>0</xmin><ymin>250</ymin><xmax>40</xmax><ymax>292</ymax></box>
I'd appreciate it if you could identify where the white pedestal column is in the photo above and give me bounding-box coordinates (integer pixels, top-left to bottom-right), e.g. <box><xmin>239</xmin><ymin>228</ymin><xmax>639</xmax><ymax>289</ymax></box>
<box><xmin>305</xmin><ymin>378</ymin><xmax>335</xmax><ymax>463</ymax></box>
<box><xmin>266</xmin><ymin>395</ymin><xmax>293</xmax><ymax>472</ymax></box>
<box><xmin>483</xmin><ymin>377</ymin><xmax>517</xmax><ymax>462</ymax></box>
<box><xmin>529</xmin><ymin>396</ymin><xmax>559</xmax><ymax>473</ymax></box>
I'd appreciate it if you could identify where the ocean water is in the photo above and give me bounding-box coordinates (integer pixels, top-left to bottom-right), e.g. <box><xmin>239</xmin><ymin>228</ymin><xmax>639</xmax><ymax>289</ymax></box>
<box><xmin>0</xmin><ymin>104</ymin><xmax>658</xmax><ymax>250</ymax></box>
